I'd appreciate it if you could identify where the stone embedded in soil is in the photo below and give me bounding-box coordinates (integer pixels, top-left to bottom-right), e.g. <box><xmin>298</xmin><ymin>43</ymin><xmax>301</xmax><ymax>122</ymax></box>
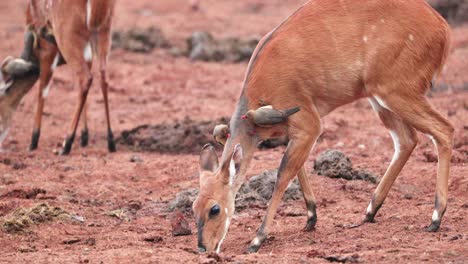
<box><xmin>313</xmin><ymin>149</ymin><xmax>378</xmax><ymax>183</ymax></box>
<box><xmin>169</xmin><ymin>211</ymin><xmax>192</xmax><ymax>236</ymax></box>
<box><xmin>167</xmin><ymin>169</ymin><xmax>302</xmax><ymax>213</ymax></box>
<box><xmin>143</xmin><ymin>236</ymin><xmax>163</xmax><ymax>243</ymax></box>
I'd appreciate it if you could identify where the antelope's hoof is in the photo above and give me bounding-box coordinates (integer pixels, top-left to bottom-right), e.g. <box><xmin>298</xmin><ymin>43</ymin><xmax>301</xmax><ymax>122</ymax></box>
<box><xmin>108</xmin><ymin>140</ymin><xmax>116</xmax><ymax>153</ymax></box>
<box><xmin>246</xmin><ymin>244</ymin><xmax>261</xmax><ymax>254</ymax></box>
<box><xmin>426</xmin><ymin>222</ymin><xmax>440</xmax><ymax>232</ymax></box>
<box><xmin>59</xmin><ymin>148</ymin><xmax>71</xmax><ymax>156</ymax></box>
<box><xmin>80</xmin><ymin>129</ymin><xmax>89</xmax><ymax>147</ymax></box>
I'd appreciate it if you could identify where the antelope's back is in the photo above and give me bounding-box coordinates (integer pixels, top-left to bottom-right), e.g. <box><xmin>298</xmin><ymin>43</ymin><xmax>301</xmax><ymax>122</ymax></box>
<box><xmin>248</xmin><ymin>0</ymin><xmax>451</xmax><ymax>98</ymax></box>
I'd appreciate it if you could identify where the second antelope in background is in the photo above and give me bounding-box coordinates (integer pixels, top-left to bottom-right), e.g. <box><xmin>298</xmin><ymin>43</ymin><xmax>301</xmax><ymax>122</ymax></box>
<box><xmin>25</xmin><ymin>0</ymin><xmax>116</xmax><ymax>155</ymax></box>
<box><xmin>193</xmin><ymin>0</ymin><xmax>453</xmax><ymax>254</ymax></box>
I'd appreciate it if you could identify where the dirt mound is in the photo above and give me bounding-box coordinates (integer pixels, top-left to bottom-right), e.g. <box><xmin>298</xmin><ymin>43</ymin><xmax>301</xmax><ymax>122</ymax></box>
<box><xmin>429</xmin><ymin>0</ymin><xmax>468</xmax><ymax>25</ymax></box>
<box><xmin>313</xmin><ymin>150</ymin><xmax>378</xmax><ymax>183</ymax></box>
<box><xmin>118</xmin><ymin>117</ymin><xmax>229</xmax><ymax>154</ymax></box>
<box><xmin>118</xmin><ymin>117</ymin><xmax>286</xmax><ymax>154</ymax></box>
<box><xmin>186</xmin><ymin>31</ymin><xmax>259</xmax><ymax>62</ymax></box>
<box><xmin>168</xmin><ymin>170</ymin><xmax>302</xmax><ymax>213</ymax></box>
<box><xmin>112</xmin><ymin>27</ymin><xmax>170</xmax><ymax>53</ymax></box>
<box><xmin>0</xmin><ymin>188</ymin><xmax>46</xmax><ymax>199</ymax></box>
<box><xmin>1</xmin><ymin>203</ymin><xmax>70</xmax><ymax>234</ymax></box>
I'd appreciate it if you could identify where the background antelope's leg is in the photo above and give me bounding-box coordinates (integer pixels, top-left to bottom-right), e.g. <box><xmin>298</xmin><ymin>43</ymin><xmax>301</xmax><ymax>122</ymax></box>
<box><xmin>247</xmin><ymin>112</ymin><xmax>321</xmax><ymax>253</ymax></box>
<box><xmin>96</xmin><ymin>27</ymin><xmax>116</xmax><ymax>152</ymax></box>
<box><xmin>370</xmin><ymin>94</ymin><xmax>453</xmax><ymax>231</ymax></box>
<box><xmin>297</xmin><ymin>166</ymin><xmax>317</xmax><ymax>231</ymax></box>
<box><xmin>29</xmin><ymin>50</ymin><xmax>57</xmax><ymax>151</ymax></box>
<box><xmin>364</xmin><ymin>98</ymin><xmax>418</xmax><ymax>223</ymax></box>
<box><xmin>80</xmin><ymin>102</ymin><xmax>89</xmax><ymax>147</ymax></box>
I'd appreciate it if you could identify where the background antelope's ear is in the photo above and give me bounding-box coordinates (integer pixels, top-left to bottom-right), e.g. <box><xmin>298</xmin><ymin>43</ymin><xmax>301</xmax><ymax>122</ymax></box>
<box><xmin>21</xmin><ymin>26</ymin><xmax>37</xmax><ymax>61</ymax></box>
<box><xmin>227</xmin><ymin>144</ymin><xmax>243</xmax><ymax>185</ymax></box>
<box><xmin>199</xmin><ymin>143</ymin><xmax>219</xmax><ymax>172</ymax></box>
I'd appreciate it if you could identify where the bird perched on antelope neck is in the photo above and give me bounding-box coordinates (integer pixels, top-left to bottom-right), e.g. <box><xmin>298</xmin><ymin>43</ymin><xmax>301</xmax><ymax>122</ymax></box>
<box><xmin>241</xmin><ymin>105</ymin><xmax>300</xmax><ymax>127</ymax></box>
<box><xmin>213</xmin><ymin>124</ymin><xmax>230</xmax><ymax>145</ymax></box>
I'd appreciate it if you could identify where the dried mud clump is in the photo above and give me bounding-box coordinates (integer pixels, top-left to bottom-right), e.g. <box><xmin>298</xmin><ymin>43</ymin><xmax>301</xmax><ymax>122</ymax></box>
<box><xmin>185</xmin><ymin>31</ymin><xmax>259</xmax><ymax>62</ymax></box>
<box><xmin>429</xmin><ymin>0</ymin><xmax>468</xmax><ymax>25</ymax></box>
<box><xmin>112</xmin><ymin>27</ymin><xmax>170</xmax><ymax>53</ymax></box>
<box><xmin>314</xmin><ymin>150</ymin><xmax>378</xmax><ymax>183</ymax></box>
<box><xmin>1</xmin><ymin>203</ymin><xmax>70</xmax><ymax>234</ymax></box>
<box><xmin>167</xmin><ymin>170</ymin><xmax>302</xmax><ymax>213</ymax></box>
<box><xmin>0</xmin><ymin>188</ymin><xmax>46</xmax><ymax>199</ymax></box>
<box><xmin>118</xmin><ymin>117</ymin><xmax>229</xmax><ymax>154</ymax></box>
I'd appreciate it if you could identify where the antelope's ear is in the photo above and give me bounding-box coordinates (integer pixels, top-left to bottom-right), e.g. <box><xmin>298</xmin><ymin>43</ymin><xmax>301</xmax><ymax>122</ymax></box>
<box><xmin>226</xmin><ymin>144</ymin><xmax>243</xmax><ymax>185</ymax></box>
<box><xmin>199</xmin><ymin>143</ymin><xmax>219</xmax><ymax>173</ymax></box>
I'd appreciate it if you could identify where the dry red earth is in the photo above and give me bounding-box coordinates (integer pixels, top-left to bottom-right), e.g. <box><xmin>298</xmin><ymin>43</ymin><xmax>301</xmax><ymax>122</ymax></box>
<box><xmin>0</xmin><ymin>0</ymin><xmax>467</xmax><ymax>263</ymax></box>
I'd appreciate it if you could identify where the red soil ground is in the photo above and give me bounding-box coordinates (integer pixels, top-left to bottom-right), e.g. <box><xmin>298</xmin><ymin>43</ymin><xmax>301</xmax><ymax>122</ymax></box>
<box><xmin>0</xmin><ymin>0</ymin><xmax>466</xmax><ymax>263</ymax></box>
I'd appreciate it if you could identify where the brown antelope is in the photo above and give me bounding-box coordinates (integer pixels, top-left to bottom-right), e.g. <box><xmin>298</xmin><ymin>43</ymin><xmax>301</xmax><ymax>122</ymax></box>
<box><xmin>193</xmin><ymin>0</ymin><xmax>453</xmax><ymax>253</ymax></box>
<box><xmin>0</xmin><ymin>32</ymin><xmax>40</xmax><ymax>150</ymax></box>
<box><xmin>24</xmin><ymin>0</ymin><xmax>116</xmax><ymax>155</ymax></box>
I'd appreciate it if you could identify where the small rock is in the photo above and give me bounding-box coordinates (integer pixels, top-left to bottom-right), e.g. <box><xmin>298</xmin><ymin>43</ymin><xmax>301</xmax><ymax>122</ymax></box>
<box><xmin>129</xmin><ymin>155</ymin><xmax>143</xmax><ymax>163</ymax></box>
<box><xmin>143</xmin><ymin>236</ymin><xmax>163</xmax><ymax>243</ymax></box>
<box><xmin>169</xmin><ymin>211</ymin><xmax>192</xmax><ymax>236</ymax></box>
<box><xmin>63</xmin><ymin>238</ymin><xmax>81</xmax><ymax>245</ymax></box>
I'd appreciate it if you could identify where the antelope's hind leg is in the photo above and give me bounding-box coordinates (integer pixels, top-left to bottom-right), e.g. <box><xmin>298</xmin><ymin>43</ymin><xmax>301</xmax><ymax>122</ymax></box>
<box><xmin>297</xmin><ymin>166</ymin><xmax>317</xmax><ymax>231</ymax></box>
<box><xmin>367</xmin><ymin>93</ymin><xmax>453</xmax><ymax>231</ymax></box>
<box><xmin>364</xmin><ymin>97</ymin><xmax>418</xmax><ymax>223</ymax></box>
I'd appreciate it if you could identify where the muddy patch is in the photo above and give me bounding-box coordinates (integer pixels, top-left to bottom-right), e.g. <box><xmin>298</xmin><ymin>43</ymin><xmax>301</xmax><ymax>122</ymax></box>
<box><xmin>118</xmin><ymin>117</ymin><xmax>229</xmax><ymax>154</ymax></box>
<box><xmin>313</xmin><ymin>150</ymin><xmax>378</xmax><ymax>183</ymax></box>
<box><xmin>168</xmin><ymin>169</ymin><xmax>302</xmax><ymax>213</ymax></box>
<box><xmin>180</xmin><ymin>31</ymin><xmax>259</xmax><ymax>62</ymax></box>
<box><xmin>112</xmin><ymin>27</ymin><xmax>170</xmax><ymax>53</ymax></box>
<box><xmin>118</xmin><ymin>117</ymin><xmax>284</xmax><ymax>154</ymax></box>
<box><xmin>1</xmin><ymin>203</ymin><xmax>70</xmax><ymax>234</ymax></box>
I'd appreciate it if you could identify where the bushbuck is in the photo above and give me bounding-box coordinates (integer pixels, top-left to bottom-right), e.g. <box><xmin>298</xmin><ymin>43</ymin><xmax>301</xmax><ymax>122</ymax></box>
<box><xmin>192</xmin><ymin>0</ymin><xmax>453</xmax><ymax>253</ymax></box>
<box><xmin>25</xmin><ymin>0</ymin><xmax>116</xmax><ymax>155</ymax></box>
<box><xmin>0</xmin><ymin>30</ymin><xmax>40</xmax><ymax>150</ymax></box>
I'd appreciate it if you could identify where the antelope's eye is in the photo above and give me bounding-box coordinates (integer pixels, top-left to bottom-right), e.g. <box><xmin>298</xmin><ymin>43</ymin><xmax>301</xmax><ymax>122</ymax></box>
<box><xmin>209</xmin><ymin>204</ymin><xmax>221</xmax><ymax>217</ymax></box>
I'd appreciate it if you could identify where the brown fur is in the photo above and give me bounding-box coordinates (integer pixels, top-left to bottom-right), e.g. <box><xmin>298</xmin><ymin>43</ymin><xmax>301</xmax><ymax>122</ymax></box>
<box><xmin>193</xmin><ymin>0</ymin><xmax>453</xmax><ymax>253</ymax></box>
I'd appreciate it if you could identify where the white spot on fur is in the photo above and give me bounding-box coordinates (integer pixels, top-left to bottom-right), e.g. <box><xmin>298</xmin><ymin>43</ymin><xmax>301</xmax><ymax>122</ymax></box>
<box><xmin>368</xmin><ymin>98</ymin><xmax>380</xmax><ymax>112</ymax></box>
<box><xmin>252</xmin><ymin>237</ymin><xmax>260</xmax><ymax>246</ymax></box>
<box><xmin>0</xmin><ymin>128</ymin><xmax>9</xmax><ymax>146</ymax></box>
<box><xmin>389</xmin><ymin>130</ymin><xmax>401</xmax><ymax>165</ymax></box>
<box><xmin>374</xmin><ymin>96</ymin><xmax>391</xmax><ymax>111</ymax></box>
<box><xmin>86</xmin><ymin>0</ymin><xmax>92</xmax><ymax>28</ymax></box>
<box><xmin>216</xmin><ymin>217</ymin><xmax>230</xmax><ymax>254</ymax></box>
<box><xmin>51</xmin><ymin>53</ymin><xmax>60</xmax><ymax>71</ymax></box>
<box><xmin>42</xmin><ymin>82</ymin><xmax>52</xmax><ymax>98</ymax></box>
<box><xmin>84</xmin><ymin>42</ymin><xmax>92</xmax><ymax>62</ymax></box>
<box><xmin>229</xmin><ymin>159</ymin><xmax>236</xmax><ymax>186</ymax></box>
<box><xmin>380</xmin><ymin>19</ymin><xmax>385</xmax><ymax>23</ymax></box>
<box><xmin>366</xmin><ymin>202</ymin><xmax>373</xmax><ymax>214</ymax></box>
<box><xmin>371</xmin><ymin>25</ymin><xmax>377</xmax><ymax>31</ymax></box>
<box><xmin>432</xmin><ymin>210</ymin><xmax>439</xmax><ymax>222</ymax></box>
<box><xmin>409</xmin><ymin>34</ymin><xmax>414</xmax><ymax>42</ymax></box>
<box><xmin>307</xmin><ymin>210</ymin><xmax>314</xmax><ymax>218</ymax></box>
<box><xmin>363</xmin><ymin>36</ymin><xmax>368</xmax><ymax>43</ymax></box>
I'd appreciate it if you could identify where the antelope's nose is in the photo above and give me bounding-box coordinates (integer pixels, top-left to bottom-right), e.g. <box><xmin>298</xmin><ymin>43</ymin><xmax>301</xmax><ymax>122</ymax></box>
<box><xmin>198</xmin><ymin>245</ymin><xmax>207</xmax><ymax>253</ymax></box>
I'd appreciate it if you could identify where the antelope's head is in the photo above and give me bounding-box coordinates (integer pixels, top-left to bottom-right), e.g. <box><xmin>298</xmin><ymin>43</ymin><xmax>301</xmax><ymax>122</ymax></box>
<box><xmin>0</xmin><ymin>29</ymin><xmax>39</xmax><ymax>105</ymax></box>
<box><xmin>192</xmin><ymin>143</ymin><xmax>244</xmax><ymax>253</ymax></box>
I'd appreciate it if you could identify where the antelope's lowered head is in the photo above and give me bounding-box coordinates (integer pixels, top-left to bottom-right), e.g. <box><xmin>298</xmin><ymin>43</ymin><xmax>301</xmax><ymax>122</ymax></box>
<box><xmin>192</xmin><ymin>143</ymin><xmax>244</xmax><ymax>253</ymax></box>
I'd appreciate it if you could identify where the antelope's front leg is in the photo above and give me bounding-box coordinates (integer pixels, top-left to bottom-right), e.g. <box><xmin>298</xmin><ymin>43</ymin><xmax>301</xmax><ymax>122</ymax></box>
<box><xmin>247</xmin><ymin>114</ymin><xmax>321</xmax><ymax>253</ymax></box>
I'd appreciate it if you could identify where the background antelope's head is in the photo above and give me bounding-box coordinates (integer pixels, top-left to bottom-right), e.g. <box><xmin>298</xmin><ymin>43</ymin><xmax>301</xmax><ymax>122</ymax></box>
<box><xmin>0</xmin><ymin>29</ymin><xmax>39</xmax><ymax>105</ymax></box>
<box><xmin>192</xmin><ymin>143</ymin><xmax>244</xmax><ymax>253</ymax></box>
